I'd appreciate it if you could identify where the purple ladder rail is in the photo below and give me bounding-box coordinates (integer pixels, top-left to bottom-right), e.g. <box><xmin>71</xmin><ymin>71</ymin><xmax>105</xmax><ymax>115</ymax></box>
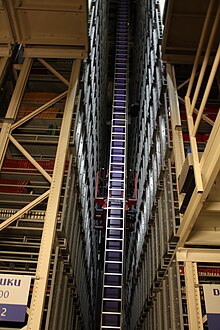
<box><xmin>101</xmin><ymin>0</ymin><xmax>128</xmax><ymax>329</ymax></box>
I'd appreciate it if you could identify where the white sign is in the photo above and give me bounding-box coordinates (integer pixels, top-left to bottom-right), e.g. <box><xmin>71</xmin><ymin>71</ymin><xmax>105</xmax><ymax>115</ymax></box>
<box><xmin>203</xmin><ymin>284</ymin><xmax>220</xmax><ymax>314</ymax></box>
<box><xmin>0</xmin><ymin>274</ymin><xmax>31</xmax><ymax>322</ymax></box>
<box><xmin>203</xmin><ymin>284</ymin><xmax>220</xmax><ymax>330</ymax></box>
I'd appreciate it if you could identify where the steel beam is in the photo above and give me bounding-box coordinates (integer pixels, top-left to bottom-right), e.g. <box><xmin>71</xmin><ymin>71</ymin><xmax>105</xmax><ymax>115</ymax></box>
<box><xmin>0</xmin><ymin>57</ymin><xmax>8</xmax><ymax>78</ymax></box>
<box><xmin>0</xmin><ymin>190</ymin><xmax>50</xmax><ymax>231</ymax></box>
<box><xmin>178</xmin><ymin>112</ymin><xmax>220</xmax><ymax>243</ymax></box>
<box><xmin>189</xmin><ymin>3</ymin><xmax>220</xmax><ymax>116</ymax></box>
<box><xmin>186</xmin><ymin>0</ymin><xmax>216</xmax><ymax>98</ymax></box>
<box><xmin>178</xmin><ymin>96</ymin><xmax>214</xmax><ymax>127</ymax></box>
<box><xmin>0</xmin><ymin>57</ymin><xmax>32</xmax><ymax>168</ymax></box>
<box><xmin>44</xmin><ymin>246</ymin><xmax>59</xmax><ymax>330</ymax></box>
<box><xmin>38</xmin><ymin>58</ymin><xmax>70</xmax><ymax>87</ymax></box>
<box><xmin>184</xmin><ymin>262</ymin><xmax>203</xmax><ymax>329</ymax></box>
<box><xmin>166</xmin><ymin>64</ymin><xmax>185</xmax><ymax>177</ymax></box>
<box><xmin>185</xmin><ymin>96</ymin><xmax>204</xmax><ymax>192</ymax></box>
<box><xmin>192</xmin><ymin>42</ymin><xmax>220</xmax><ymax>136</ymax></box>
<box><xmin>177</xmin><ymin>248</ymin><xmax>220</xmax><ymax>263</ymax></box>
<box><xmin>9</xmin><ymin>134</ymin><xmax>52</xmax><ymax>183</ymax></box>
<box><xmin>11</xmin><ymin>91</ymin><xmax>68</xmax><ymax>130</ymax></box>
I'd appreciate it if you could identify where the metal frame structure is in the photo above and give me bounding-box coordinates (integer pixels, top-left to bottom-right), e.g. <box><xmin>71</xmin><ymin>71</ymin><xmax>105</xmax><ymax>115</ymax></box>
<box><xmin>27</xmin><ymin>59</ymin><xmax>80</xmax><ymax>329</ymax></box>
<box><xmin>177</xmin><ymin>248</ymin><xmax>220</xmax><ymax>329</ymax></box>
<box><xmin>166</xmin><ymin>0</ymin><xmax>220</xmax><ymax>246</ymax></box>
<box><xmin>164</xmin><ymin>0</ymin><xmax>220</xmax><ymax>328</ymax></box>
<box><xmin>0</xmin><ymin>0</ymin><xmax>219</xmax><ymax>329</ymax></box>
<box><xmin>0</xmin><ymin>56</ymin><xmax>85</xmax><ymax>329</ymax></box>
<box><xmin>0</xmin><ymin>1</ymin><xmax>93</xmax><ymax>329</ymax></box>
<box><xmin>1</xmin><ymin>0</ymin><xmax>88</xmax><ymax>59</ymax></box>
<box><xmin>126</xmin><ymin>0</ymin><xmax>220</xmax><ymax>328</ymax></box>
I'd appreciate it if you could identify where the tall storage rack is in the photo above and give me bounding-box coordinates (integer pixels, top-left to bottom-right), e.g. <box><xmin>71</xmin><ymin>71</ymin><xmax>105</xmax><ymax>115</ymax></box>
<box><xmin>0</xmin><ymin>1</ymin><xmax>95</xmax><ymax>329</ymax></box>
<box><xmin>126</xmin><ymin>0</ymin><xmax>182</xmax><ymax>328</ymax></box>
<box><xmin>81</xmin><ymin>0</ymin><xmax>109</xmax><ymax>326</ymax></box>
<box><xmin>126</xmin><ymin>0</ymin><xmax>220</xmax><ymax>329</ymax></box>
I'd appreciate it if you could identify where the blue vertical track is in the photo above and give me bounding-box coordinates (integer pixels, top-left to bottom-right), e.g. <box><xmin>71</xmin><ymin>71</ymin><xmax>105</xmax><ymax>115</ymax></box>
<box><xmin>101</xmin><ymin>0</ymin><xmax>128</xmax><ymax>328</ymax></box>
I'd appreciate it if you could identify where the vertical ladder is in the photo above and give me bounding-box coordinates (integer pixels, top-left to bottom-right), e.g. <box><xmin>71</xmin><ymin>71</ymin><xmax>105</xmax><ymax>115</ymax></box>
<box><xmin>101</xmin><ymin>0</ymin><xmax>128</xmax><ymax>328</ymax></box>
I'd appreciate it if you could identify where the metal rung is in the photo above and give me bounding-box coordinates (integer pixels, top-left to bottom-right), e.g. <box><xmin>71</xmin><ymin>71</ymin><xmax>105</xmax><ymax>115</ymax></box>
<box><xmin>115</xmin><ymin>76</ymin><xmax>127</xmax><ymax>81</ymax></box>
<box><xmin>110</xmin><ymin>163</ymin><xmax>125</xmax><ymax>166</ymax></box>
<box><xmin>104</xmin><ymin>272</ymin><xmax>122</xmax><ymax>276</ymax></box>
<box><xmin>112</xmin><ymin>131</ymin><xmax>125</xmax><ymax>134</ymax></box>
<box><xmin>112</xmin><ymin>117</ymin><xmax>126</xmax><ymax>120</ymax></box>
<box><xmin>106</xmin><ymin>227</ymin><xmax>123</xmax><ymax>231</ymax></box>
<box><xmin>101</xmin><ymin>327</ymin><xmax>121</xmax><ymax>329</ymax></box>
<box><xmin>115</xmin><ymin>57</ymin><xmax>127</xmax><ymax>59</ymax></box>
<box><xmin>106</xmin><ymin>238</ymin><xmax>123</xmax><ymax>241</ymax></box>
<box><xmin>102</xmin><ymin>313</ymin><xmax>121</xmax><ymax>316</ymax></box>
<box><xmin>116</xmin><ymin>49</ymin><xmax>127</xmax><ymax>52</ymax></box>
<box><xmin>109</xmin><ymin>170</ymin><xmax>124</xmax><ymax>173</ymax></box>
<box><xmin>112</xmin><ymin>127</ymin><xmax>126</xmax><ymax>130</ymax></box>
<box><xmin>111</xmin><ymin>139</ymin><xmax>125</xmax><ymax>143</ymax></box>
<box><xmin>105</xmin><ymin>261</ymin><xmax>123</xmax><ymax>265</ymax></box>
<box><xmin>112</xmin><ymin>101</ymin><xmax>126</xmax><ymax>107</ymax></box>
<box><xmin>103</xmin><ymin>298</ymin><xmax>121</xmax><ymax>301</ymax></box>
<box><xmin>116</xmin><ymin>42</ymin><xmax>128</xmax><ymax>45</ymax></box>
<box><xmin>106</xmin><ymin>249</ymin><xmax>123</xmax><ymax>252</ymax></box>
<box><xmin>111</xmin><ymin>147</ymin><xmax>125</xmax><ymax>150</ymax></box>
<box><xmin>115</xmin><ymin>53</ymin><xmax>127</xmax><ymax>56</ymax></box>
<box><xmin>104</xmin><ymin>285</ymin><xmax>122</xmax><ymax>288</ymax></box>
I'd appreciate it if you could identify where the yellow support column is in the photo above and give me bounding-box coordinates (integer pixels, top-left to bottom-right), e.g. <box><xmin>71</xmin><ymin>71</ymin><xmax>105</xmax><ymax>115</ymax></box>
<box><xmin>27</xmin><ymin>59</ymin><xmax>81</xmax><ymax>330</ymax></box>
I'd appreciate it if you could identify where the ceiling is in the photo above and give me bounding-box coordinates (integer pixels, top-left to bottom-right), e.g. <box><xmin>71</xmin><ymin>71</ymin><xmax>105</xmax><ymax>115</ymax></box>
<box><xmin>0</xmin><ymin>0</ymin><xmax>88</xmax><ymax>58</ymax></box>
<box><xmin>162</xmin><ymin>0</ymin><xmax>220</xmax><ymax>64</ymax></box>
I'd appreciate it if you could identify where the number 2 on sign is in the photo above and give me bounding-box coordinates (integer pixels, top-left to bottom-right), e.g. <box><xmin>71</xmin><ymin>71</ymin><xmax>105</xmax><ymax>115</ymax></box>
<box><xmin>1</xmin><ymin>308</ymin><xmax>7</xmax><ymax>316</ymax></box>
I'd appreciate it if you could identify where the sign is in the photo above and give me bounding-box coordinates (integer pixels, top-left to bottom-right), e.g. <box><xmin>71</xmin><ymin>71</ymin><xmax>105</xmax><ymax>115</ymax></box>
<box><xmin>203</xmin><ymin>284</ymin><xmax>220</xmax><ymax>330</ymax></box>
<box><xmin>0</xmin><ymin>274</ymin><xmax>31</xmax><ymax>322</ymax></box>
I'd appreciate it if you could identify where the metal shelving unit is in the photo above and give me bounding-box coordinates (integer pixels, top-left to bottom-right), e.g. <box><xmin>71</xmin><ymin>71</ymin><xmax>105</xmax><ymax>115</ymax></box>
<box><xmin>126</xmin><ymin>0</ymin><xmax>220</xmax><ymax>328</ymax></box>
<box><xmin>0</xmin><ymin>55</ymin><xmax>91</xmax><ymax>329</ymax></box>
